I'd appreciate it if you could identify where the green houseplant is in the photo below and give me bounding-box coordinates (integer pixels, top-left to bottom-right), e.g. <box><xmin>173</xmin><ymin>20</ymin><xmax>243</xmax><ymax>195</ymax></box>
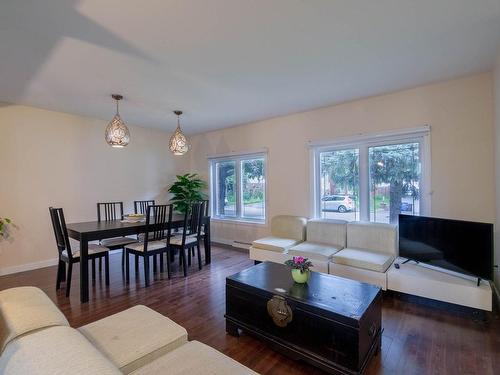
<box><xmin>285</xmin><ymin>256</ymin><xmax>313</xmax><ymax>283</ymax></box>
<box><xmin>0</xmin><ymin>217</ymin><xmax>12</xmax><ymax>238</ymax></box>
<box><xmin>168</xmin><ymin>174</ymin><xmax>207</xmax><ymax>213</ymax></box>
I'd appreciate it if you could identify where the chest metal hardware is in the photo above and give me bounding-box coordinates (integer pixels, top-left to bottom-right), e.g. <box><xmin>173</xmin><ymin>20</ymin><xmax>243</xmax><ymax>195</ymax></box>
<box><xmin>267</xmin><ymin>295</ymin><xmax>293</xmax><ymax>327</ymax></box>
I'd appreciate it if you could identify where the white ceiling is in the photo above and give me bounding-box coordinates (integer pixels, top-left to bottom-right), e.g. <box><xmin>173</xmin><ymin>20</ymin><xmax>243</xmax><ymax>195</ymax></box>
<box><xmin>1</xmin><ymin>0</ymin><xmax>500</xmax><ymax>134</ymax></box>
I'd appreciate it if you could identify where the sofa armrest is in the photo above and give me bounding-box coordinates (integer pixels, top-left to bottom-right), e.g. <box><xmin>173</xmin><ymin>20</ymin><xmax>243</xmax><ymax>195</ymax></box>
<box><xmin>0</xmin><ymin>287</ymin><xmax>69</xmax><ymax>352</ymax></box>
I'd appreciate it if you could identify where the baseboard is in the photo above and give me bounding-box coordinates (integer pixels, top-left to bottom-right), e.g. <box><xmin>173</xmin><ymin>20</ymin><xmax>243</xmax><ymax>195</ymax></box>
<box><xmin>0</xmin><ymin>249</ymin><xmax>127</xmax><ymax>277</ymax></box>
<box><xmin>0</xmin><ymin>258</ymin><xmax>59</xmax><ymax>276</ymax></box>
<box><xmin>232</xmin><ymin>240</ymin><xmax>252</xmax><ymax>250</ymax></box>
<box><xmin>211</xmin><ymin>237</ymin><xmax>250</xmax><ymax>253</ymax></box>
<box><xmin>211</xmin><ymin>237</ymin><xmax>233</xmax><ymax>246</ymax></box>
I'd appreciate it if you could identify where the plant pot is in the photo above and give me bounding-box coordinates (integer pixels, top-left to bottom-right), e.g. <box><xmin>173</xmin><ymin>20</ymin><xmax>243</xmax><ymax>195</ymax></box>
<box><xmin>291</xmin><ymin>269</ymin><xmax>310</xmax><ymax>284</ymax></box>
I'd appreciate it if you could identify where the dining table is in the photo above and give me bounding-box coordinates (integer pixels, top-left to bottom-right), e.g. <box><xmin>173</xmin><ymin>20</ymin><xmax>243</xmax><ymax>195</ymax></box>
<box><xmin>66</xmin><ymin>214</ymin><xmax>211</xmax><ymax>303</ymax></box>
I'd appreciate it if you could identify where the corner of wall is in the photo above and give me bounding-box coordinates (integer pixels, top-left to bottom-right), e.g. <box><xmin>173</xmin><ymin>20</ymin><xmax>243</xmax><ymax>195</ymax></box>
<box><xmin>493</xmin><ymin>53</ymin><xmax>500</xmax><ymax>289</ymax></box>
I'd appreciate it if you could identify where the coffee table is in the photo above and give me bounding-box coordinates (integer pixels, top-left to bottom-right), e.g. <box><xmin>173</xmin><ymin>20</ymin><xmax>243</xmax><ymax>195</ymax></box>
<box><xmin>225</xmin><ymin>262</ymin><xmax>382</xmax><ymax>374</ymax></box>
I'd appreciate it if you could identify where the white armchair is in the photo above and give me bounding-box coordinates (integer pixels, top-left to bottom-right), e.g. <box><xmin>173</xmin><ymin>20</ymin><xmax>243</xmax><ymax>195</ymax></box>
<box><xmin>288</xmin><ymin>219</ymin><xmax>347</xmax><ymax>273</ymax></box>
<box><xmin>250</xmin><ymin>215</ymin><xmax>307</xmax><ymax>264</ymax></box>
<box><xmin>329</xmin><ymin>222</ymin><xmax>397</xmax><ymax>289</ymax></box>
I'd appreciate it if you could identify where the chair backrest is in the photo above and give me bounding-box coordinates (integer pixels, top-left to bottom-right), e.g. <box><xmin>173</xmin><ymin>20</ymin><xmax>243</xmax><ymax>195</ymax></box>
<box><xmin>270</xmin><ymin>215</ymin><xmax>308</xmax><ymax>241</ymax></box>
<box><xmin>306</xmin><ymin>219</ymin><xmax>347</xmax><ymax>248</ymax></box>
<box><xmin>48</xmin><ymin>207</ymin><xmax>73</xmax><ymax>260</ymax></box>
<box><xmin>202</xmin><ymin>199</ymin><xmax>209</xmax><ymax>216</ymax></box>
<box><xmin>134</xmin><ymin>200</ymin><xmax>155</xmax><ymax>215</ymax></box>
<box><xmin>143</xmin><ymin>204</ymin><xmax>172</xmax><ymax>252</ymax></box>
<box><xmin>189</xmin><ymin>201</ymin><xmax>204</xmax><ymax>236</ymax></box>
<box><xmin>346</xmin><ymin>221</ymin><xmax>398</xmax><ymax>255</ymax></box>
<box><xmin>97</xmin><ymin>202</ymin><xmax>124</xmax><ymax>221</ymax></box>
<box><xmin>172</xmin><ymin>202</ymin><xmax>204</xmax><ymax>247</ymax></box>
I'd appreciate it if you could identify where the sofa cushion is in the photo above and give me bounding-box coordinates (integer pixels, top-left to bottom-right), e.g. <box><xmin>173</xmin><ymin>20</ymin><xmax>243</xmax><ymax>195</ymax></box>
<box><xmin>130</xmin><ymin>341</ymin><xmax>258</xmax><ymax>375</ymax></box>
<box><xmin>0</xmin><ymin>286</ymin><xmax>69</xmax><ymax>352</ymax></box>
<box><xmin>270</xmin><ymin>215</ymin><xmax>307</xmax><ymax>241</ymax></box>
<box><xmin>0</xmin><ymin>326</ymin><xmax>120</xmax><ymax>375</ymax></box>
<box><xmin>346</xmin><ymin>222</ymin><xmax>397</xmax><ymax>255</ymax></box>
<box><xmin>306</xmin><ymin>219</ymin><xmax>347</xmax><ymax>248</ymax></box>
<box><xmin>78</xmin><ymin>305</ymin><xmax>187</xmax><ymax>374</ymax></box>
<box><xmin>332</xmin><ymin>248</ymin><xmax>395</xmax><ymax>273</ymax></box>
<box><xmin>288</xmin><ymin>242</ymin><xmax>341</xmax><ymax>261</ymax></box>
<box><xmin>252</xmin><ymin>236</ymin><xmax>301</xmax><ymax>253</ymax></box>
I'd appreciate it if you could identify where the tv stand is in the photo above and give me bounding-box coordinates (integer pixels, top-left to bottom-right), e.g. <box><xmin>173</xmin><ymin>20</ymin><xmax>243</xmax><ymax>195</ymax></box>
<box><xmin>387</xmin><ymin>257</ymin><xmax>492</xmax><ymax>311</ymax></box>
<box><xmin>401</xmin><ymin>258</ymin><xmax>418</xmax><ymax>265</ymax></box>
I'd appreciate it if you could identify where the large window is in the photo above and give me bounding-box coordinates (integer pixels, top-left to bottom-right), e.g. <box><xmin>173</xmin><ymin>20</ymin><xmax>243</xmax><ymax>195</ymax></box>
<box><xmin>210</xmin><ymin>153</ymin><xmax>266</xmax><ymax>222</ymax></box>
<box><xmin>313</xmin><ymin>128</ymin><xmax>429</xmax><ymax>224</ymax></box>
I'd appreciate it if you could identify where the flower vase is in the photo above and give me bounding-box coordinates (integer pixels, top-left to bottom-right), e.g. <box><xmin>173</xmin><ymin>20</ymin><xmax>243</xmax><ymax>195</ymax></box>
<box><xmin>291</xmin><ymin>269</ymin><xmax>310</xmax><ymax>284</ymax></box>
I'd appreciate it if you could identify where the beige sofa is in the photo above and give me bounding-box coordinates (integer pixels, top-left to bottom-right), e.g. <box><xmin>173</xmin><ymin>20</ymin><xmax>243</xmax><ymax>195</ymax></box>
<box><xmin>329</xmin><ymin>222</ymin><xmax>397</xmax><ymax>289</ymax></box>
<box><xmin>250</xmin><ymin>216</ymin><xmax>397</xmax><ymax>289</ymax></box>
<box><xmin>0</xmin><ymin>286</ymin><xmax>257</xmax><ymax>375</ymax></box>
<box><xmin>250</xmin><ymin>215</ymin><xmax>308</xmax><ymax>265</ymax></box>
<box><xmin>287</xmin><ymin>219</ymin><xmax>347</xmax><ymax>273</ymax></box>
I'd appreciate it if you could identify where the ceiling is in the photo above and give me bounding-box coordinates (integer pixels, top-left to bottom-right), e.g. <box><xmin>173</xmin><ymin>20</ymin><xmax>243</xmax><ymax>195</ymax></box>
<box><xmin>1</xmin><ymin>0</ymin><xmax>500</xmax><ymax>134</ymax></box>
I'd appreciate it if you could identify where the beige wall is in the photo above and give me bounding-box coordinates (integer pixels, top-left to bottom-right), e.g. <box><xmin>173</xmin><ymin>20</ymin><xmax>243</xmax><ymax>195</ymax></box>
<box><xmin>0</xmin><ymin>104</ymin><xmax>179</xmax><ymax>274</ymax></box>
<box><xmin>0</xmin><ymin>72</ymin><xmax>495</xmax><ymax>276</ymax></box>
<box><xmin>186</xmin><ymin>73</ymin><xmax>495</xmax><ymax>245</ymax></box>
<box><xmin>494</xmin><ymin>55</ymin><xmax>500</xmax><ymax>289</ymax></box>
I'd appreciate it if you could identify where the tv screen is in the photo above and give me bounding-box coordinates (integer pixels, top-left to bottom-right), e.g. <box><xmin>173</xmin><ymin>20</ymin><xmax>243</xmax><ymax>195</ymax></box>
<box><xmin>398</xmin><ymin>214</ymin><xmax>493</xmax><ymax>280</ymax></box>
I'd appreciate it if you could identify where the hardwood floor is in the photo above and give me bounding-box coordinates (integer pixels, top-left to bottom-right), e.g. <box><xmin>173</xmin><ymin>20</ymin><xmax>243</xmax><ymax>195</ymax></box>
<box><xmin>1</xmin><ymin>246</ymin><xmax>499</xmax><ymax>375</ymax></box>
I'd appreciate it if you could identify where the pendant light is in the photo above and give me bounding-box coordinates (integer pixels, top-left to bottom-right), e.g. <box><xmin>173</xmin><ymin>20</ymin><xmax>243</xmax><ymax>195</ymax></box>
<box><xmin>105</xmin><ymin>94</ymin><xmax>130</xmax><ymax>148</ymax></box>
<box><xmin>169</xmin><ymin>110</ymin><xmax>190</xmax><ymax>155</ymax></box>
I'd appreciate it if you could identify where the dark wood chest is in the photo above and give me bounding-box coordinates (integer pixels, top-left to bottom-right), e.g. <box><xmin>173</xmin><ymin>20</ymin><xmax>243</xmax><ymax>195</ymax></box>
<box><xmin>225</xmin><ymin>262</ymin><xmax>382</xmax><ymax>374</ymax></box>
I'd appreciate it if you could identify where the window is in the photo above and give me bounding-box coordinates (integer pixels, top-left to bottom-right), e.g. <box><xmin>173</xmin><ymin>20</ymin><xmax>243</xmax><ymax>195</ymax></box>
<box><xmin>210</xmin><ymin>153</ymin><xmax>266</xmax><ymax>223</ymax></box>
<box><xmin>313</xmin><ymin>128</ymin><xmax>430</xmax><ymax>224</ymax></box>
<box><xmin>319</xmin><ymin>149</ymin><xmax>360</xmax><ymax>221</ymax></box>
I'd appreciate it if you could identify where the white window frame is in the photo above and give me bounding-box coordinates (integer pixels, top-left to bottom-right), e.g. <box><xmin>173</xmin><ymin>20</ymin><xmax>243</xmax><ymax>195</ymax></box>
<box><xmin>310</xmin><ymin>126</ymin><xmax>431</xmax><ymax>221</ymax></box>
<box><xmin>208</xmin><ymin>151</ymin><xmax>268</xmax><ymax>224</ymax></box>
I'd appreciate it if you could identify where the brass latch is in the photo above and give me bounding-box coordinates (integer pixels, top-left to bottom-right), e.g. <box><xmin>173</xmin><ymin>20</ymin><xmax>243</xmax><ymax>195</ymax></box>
<box><xmin>267</xmin><ymin>295</ymin><xmax>293</xmax><ymax>327</ymax></box>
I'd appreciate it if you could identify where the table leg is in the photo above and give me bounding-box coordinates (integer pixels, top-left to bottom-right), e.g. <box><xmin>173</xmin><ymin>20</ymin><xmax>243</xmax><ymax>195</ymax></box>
<box><xmin>204</xmin><ymin>219</ymin><xmax>211</xmax><ymax>265</ymax></box>
<box><xmin>80</xmin><ymin>235</ymin><xmax>89</xmax><ymax>303</ymax></box>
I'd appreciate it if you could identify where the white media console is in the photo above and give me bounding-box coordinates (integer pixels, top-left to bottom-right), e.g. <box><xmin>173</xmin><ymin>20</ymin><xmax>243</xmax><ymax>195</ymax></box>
<box><xmin>387</xmin><ymin>257</ymin><xmax>492</xmax><ymax>311</ymax></box>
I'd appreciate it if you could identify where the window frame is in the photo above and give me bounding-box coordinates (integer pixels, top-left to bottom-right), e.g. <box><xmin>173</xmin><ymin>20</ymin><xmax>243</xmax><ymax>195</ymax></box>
<box><xmin>209</xmin><ymin>151</ymin><xmax>268</xmax><ymax>225</ymax></box>
<box><xmin>310</xmin><ymin>127</ymin><xmax>431</xmax><ymax>222</ymax></box>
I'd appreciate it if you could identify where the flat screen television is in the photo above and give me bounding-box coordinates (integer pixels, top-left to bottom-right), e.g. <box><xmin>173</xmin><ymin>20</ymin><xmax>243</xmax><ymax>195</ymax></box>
<box><xmin>398</xmin><ymin>214</ymin><xmax>493</xmax><ymax>280</ymax></box>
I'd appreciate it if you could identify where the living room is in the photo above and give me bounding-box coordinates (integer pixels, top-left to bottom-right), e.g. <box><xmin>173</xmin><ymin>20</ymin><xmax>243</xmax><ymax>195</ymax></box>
<box><xmin>0</xmin><ymin>1</ymin><xmax>499</xmax><ymax>374</ymax></box>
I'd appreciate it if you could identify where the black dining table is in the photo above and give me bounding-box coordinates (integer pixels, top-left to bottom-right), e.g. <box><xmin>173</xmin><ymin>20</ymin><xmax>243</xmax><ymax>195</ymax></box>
<box><xmin>66</xmin><ymin>215</ymin><xmax>211</xmax><ymax>303</ymax></box>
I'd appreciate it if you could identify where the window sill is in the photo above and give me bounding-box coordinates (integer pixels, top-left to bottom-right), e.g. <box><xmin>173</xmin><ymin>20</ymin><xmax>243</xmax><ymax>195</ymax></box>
<box><xmin>210</xmin><ymin>217</ymin><xmax>267</xmax><ymax>227</ymax></box>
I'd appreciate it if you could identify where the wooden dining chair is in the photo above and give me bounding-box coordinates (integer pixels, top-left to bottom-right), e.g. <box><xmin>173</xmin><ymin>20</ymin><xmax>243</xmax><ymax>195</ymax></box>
<box><xmin>200</xmin><ymin>198</ymin><xmax>209</xmax><ymax>243</ymax></box>
<box><xmin>125</xmin><ymin>204</ymin><xmax>171</xmax><ymax>287</ymax></box>
<box><xmin>49</xmin><ymin>207</ymin><xmax>110</xmax><ymax>297</ymax></box>
<box><xmin>97</xmin><ymin>202</ymin><xmax>137</xmax><ymax>270</ymax></box>
<box><xmin>167</xmin><ymin>201</ymin><xmax>204</xmax><ymax>277</ymax></box>
<box><xmin>134</xmin><ymin>200</ymin><xmax>156</xmax><ymax>215</ymax></box>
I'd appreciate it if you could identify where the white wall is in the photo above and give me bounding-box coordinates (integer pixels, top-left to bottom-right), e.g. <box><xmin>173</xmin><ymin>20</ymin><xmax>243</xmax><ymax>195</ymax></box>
<box><xmin>494</xmin><ymin>55</ymin><xmax>500</xmax><ymax>289</ymax></box>
<box><xmin>185</xmin><ymin>73</ymin><xmax>495</xmax><ymax>246</ymax></box>
<box><xmin>0</xmin><ymin>104</ymin><xmax>179</xmax><ymax>275</ymax></box>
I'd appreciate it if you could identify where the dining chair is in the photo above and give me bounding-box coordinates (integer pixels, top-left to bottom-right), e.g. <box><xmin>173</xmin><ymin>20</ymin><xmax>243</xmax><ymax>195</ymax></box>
<box><xmin>49</xmin><ymin>207</ymin><xmax>110</xmax><ymax>297</ymax></box>
<box><xmin>125</xmin><ymin>204</ymin><xmax>171</xmax><ymax>287</ymax></box>
<box><xmin>134</xmin><ymin>200</ymin><xmax>161</xmax><ymax>270</ymax></box>
<box><xmin>200</xmin><ymin>198</ymin><xmax>209</xmax><ymax>241</ymax></box>
<box><xmin>167</xmin><ymin>201</ymin><xmax>204</xmax><ymax>277</ymax></box>
<box><xmin>97</xmin><ymin>202</ymin><xmax>137</xmax><ymax>270</ymax></box>
<box><xmin>134</xmin><ymin>200</ymin><xmax>156</xmax><ymax>215</ymax></box>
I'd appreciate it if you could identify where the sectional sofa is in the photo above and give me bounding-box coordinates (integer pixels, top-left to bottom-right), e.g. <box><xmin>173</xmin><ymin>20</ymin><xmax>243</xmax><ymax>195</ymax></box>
<box><xmin>250</xmin><ymin>215</ymin><xmax>398</xmax><ymax>289</ymax></box>
<box><xmin>0</xmin><ymin>286</ymin><xmax>257</xmax><ymax>375</ymax></box>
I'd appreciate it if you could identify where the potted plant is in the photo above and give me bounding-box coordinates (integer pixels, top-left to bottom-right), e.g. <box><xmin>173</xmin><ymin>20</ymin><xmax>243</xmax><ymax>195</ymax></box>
<box><xmin>168</xmin><ymin>173</ymin><xmax>207</xmax><ymax>213</ymax></box>
<box><xmin>284</xmin><ymin>256</ymin><xmax>313</xmax><ymax>283</ymax></box>
<box><xmin>0</xmin><ymin>217</ymin><xmax>12</xmax><ymax>238</ymax></box>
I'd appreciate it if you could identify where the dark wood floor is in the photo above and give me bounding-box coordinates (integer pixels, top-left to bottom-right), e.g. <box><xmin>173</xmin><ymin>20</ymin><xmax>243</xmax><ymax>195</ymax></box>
<box><xmin>1</xmin><ymin>246</ymin><xmax>499</xmax><ymax>375</ymax></box>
